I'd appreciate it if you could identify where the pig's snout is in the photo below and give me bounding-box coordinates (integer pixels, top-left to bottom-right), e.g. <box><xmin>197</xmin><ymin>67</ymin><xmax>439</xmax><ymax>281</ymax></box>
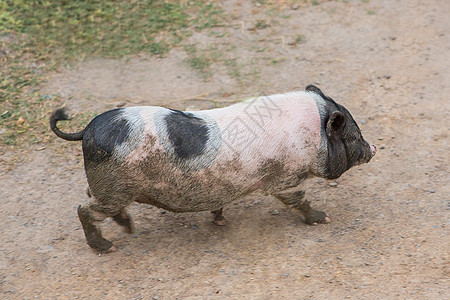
<box><xmin>370</xmin><ymin>144</ymin><xmax>377</xmax><ymax>157</ymax></box>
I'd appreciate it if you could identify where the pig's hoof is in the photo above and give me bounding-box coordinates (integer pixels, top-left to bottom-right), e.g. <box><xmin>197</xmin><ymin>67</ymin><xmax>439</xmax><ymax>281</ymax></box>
<box><xmin>107</xmin><ymin>245</ymin><xmax>117</xmax><ymax>253</ymax></box>
<box><xmin>88</xmin><ymin>238</ymin><xmax>116</xmax><ymax>254</ymax></box>
<box><xmin>92</xmin><ymin>245</ymin><xmax>117</xmax><ymax>254</ymax></box>
<box><xmin>304</xmin><ymin>209</ymin><xmax>331</xmax><ymax>225</ymax></box>
<box><xmin>213</xmin><ymin>218</ymin><xmax>227</xmax><ymax>226</ymax></box>
<box><xmin>123</xmin><ymin>225</ymin><xmax>134</xmax><ymax>234</ymax></box>
<box><xmin>211</xmin><ymin>208</ymin><xmax>226</xmax><ymax>226</ymax></box>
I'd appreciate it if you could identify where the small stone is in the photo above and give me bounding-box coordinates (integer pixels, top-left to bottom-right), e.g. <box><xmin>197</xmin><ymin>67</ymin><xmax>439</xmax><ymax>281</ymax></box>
<box><xmin>361</xmin><ymin>119</ymin><xmax>367</xmax><ymax>124</ymax></box>
<box><xmin>36</xmin><ymin>245</ymin><xmax>54</xmax><ymax>253</ymax></box>
<box><xmin>329</xmin><ymin>182</ymin><xmax>338</xmax><ymax>187</ymax></box>
<box><xmin>429</xmin><ymin>190</ymin><xmax>435</xmax><ymax>193</ymax></box>
<box><xmin>284</xmin><ymin>273</ymin><xmax>289</xmax><ymax>277</ymax></box>
<box><xmin>271</xmin><ymin>209</ymin><xmax>279</xmax><ymax>215</ymax></box>
<box><xmin>304</xmin><ymin>274</ymin><xmax>311</xmax><ymax>278</ymax></box>
<box><xmin>291</xmin><ymin>4</ymin><xmax>300</xmax><ymax>10</ymax></box>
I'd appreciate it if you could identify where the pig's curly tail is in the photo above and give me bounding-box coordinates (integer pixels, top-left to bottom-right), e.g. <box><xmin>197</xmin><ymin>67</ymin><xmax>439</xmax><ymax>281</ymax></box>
<box><xmin>49</xmin><ymin>108</ymin><xmax>85</xmax><ymax>141</ymax></box>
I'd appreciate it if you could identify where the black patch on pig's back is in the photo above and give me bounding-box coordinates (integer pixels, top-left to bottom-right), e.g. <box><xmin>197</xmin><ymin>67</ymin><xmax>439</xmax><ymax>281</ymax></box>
<box><xmin>83</xmin><ymin>108</ymin><xmax>131</xmax><ymax>162</ymax></box>
<box><xmin>165</xmin><ymin>109</ymin><xmax>208</xmax><ymax>159</ymax></box>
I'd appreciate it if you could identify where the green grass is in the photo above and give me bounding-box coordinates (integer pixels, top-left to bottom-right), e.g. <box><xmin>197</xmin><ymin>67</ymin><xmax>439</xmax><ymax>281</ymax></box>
<box><xmin>255</xmin><ymin>19</ymin><xmax>270</xmax><ymax>30</ymax></box>
<box><xmin>0</xmin><ymin>0</ymin><xmax>222</xmax><ymax>154</ymax></box>
<box><xmin>294</xmin><ymin>34</ymin><xmax>306</xmax><ymax>45</ymax></box>
<box><xmin>184</xmin><ymin>44</ymin><xmax>213</xmax><ymax>78</ymax></box>
<box><xmin>223</xmin><ymin>58</ymin><xmax>240</xmax><ymax>79</ymax></box>
<box><xmin>1</xmin><ymin>0</ymin><xmax>222</xmax><ymax>58</ymax></box>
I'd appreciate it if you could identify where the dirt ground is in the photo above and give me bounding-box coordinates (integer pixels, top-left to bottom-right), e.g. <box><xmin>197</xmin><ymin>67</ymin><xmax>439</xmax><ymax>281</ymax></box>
<box><xmin>1</xmin><ymin>0</ymin><xmax>449</xmax><ymax>298</ymax></box>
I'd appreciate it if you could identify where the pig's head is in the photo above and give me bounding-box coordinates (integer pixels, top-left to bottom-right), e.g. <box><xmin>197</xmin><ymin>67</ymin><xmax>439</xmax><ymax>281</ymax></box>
<box><xmin>307</xmin><ymin>85</ymin><xmax>376</xmax><ymax>179</ymax></box>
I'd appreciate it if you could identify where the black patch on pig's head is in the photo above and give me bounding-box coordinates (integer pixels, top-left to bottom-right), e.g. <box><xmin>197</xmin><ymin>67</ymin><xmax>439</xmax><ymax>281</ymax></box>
<box><xmin>165</xmin><ymin>109</ymin><xmax>208</xmax><ymax>159</ymax></box>
<box><xmin>82</xmin><ymin>108</ymin><xmax>132</xmax><ymax>163</ymax></box>
<box><xmin>306</xmin><ymin>85</ymin><xmax>338</xmax><ymax>106</ymax></box>
<box><xmin>310</xmin><ymin>86</ymin><xmax>374</xmax><ymax>179</ymax></box>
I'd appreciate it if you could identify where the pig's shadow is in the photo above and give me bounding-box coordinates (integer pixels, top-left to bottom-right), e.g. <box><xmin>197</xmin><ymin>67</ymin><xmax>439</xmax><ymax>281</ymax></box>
<box><xmin>108</xmin><ymin>196</ymin><xmax>312</xmax><ymax>254</ymax></box>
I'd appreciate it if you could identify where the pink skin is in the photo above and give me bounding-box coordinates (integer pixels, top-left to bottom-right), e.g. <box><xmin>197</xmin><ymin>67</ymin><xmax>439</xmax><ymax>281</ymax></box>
<box><xmin>127</xmin><ymin>92</ymin><xmax>323</xmax><ymax>197</ymax></box>
<box><xmin>201</xmin><ymin>92</ymin><xmax>323</xmax><ymax>176</ymax></box>
<box><xmin>370</xmin><ymin>144</ymin><xmax>377</xmax><ymax>157</ymax></box>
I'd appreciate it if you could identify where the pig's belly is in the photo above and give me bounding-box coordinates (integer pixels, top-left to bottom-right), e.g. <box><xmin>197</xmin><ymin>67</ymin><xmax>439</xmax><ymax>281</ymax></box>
<box><xmin>135</xmin><ymin>186</ymin><xmax>240</xmax><ymax>212</ymax></box>
<box><xmin>128</xmin><ymin>164</ymin><xmax>250</xmax><ymax>212</ymax></box>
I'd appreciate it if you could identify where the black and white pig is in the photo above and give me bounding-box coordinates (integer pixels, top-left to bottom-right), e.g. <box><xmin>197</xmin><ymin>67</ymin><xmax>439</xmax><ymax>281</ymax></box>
<box><xmin>50</xmin><ymin>85</ymin><xmax>376</xmax><ymax>253</ymax></box>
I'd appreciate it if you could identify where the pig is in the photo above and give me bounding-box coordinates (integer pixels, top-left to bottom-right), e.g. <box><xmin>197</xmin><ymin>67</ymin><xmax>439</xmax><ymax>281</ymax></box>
<box><xmin>50</xmin><ymin>85</ymin><xmax>376</xmax><ymax>253</ymax></box>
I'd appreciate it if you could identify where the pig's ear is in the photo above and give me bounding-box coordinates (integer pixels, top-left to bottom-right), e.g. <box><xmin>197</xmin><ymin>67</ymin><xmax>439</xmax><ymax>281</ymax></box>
<box><xmin>326</xmin><ymin>111</ymin><xmax>345</xmax><ymax>137</ymax></box>
<box><xmin>306</xmin><ymin>85</ymin><xmax>326</xmax><ymax>98</ymax></box>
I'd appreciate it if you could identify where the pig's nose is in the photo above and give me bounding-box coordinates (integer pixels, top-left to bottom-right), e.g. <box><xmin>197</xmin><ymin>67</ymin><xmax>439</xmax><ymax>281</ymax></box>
<box><xmin>370</xmin><ymin>145</ymin><xmax>377</xmax><ymax>157</ymax></box>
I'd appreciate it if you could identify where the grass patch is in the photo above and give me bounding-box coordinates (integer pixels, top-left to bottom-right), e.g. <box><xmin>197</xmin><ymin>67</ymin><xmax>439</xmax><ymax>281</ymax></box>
<box><xmin>183</xmin><ymin>44</ymin><xmax>226</xmax><ymax>79</ymax></box>
<box><xmin>1</xmin><ymin>0</ymin><xmax>222</xmax><ymax>59</ymax></box>
<box><xmin>223</xmin><ymin>58</ymin><xmax>241</xmax><ymax>79</ymax></box>
<box><xmin>183</xmin><ymin>44</ymin><xmax>212</xmax><ymax>78</ymax></box>
<box><xmin>0</xmin><ymin>0</ymin><xmax>222</xmax><ymax>156</ymax></box>
<box><xmin>293</xmin><ymin>34</ymin><xmax>306</xmax><ymax>45</ymax></box>
<box><xmin>255</xmin><ymin>19</ymin><xmax>270</xmax><ymax>30</ymax></box>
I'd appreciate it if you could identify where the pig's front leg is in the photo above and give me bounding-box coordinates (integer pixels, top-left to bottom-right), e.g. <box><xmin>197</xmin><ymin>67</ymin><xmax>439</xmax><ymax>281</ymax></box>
<box><xmin>273</xmin><ymin>190</ymin><xmax>331</xmax><ymax>225</ymax></box>
<box><xmin>211</xmin><ymin>207</ymin><xmax>227</xmax><ymax>226</ymax></box>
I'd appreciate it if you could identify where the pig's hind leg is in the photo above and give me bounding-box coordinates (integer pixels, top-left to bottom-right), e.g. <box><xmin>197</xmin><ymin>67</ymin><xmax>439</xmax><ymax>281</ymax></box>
<box><xmin>77</xmin><ymin>203</ymin><xmax>116</xmax><ymax>253</ymax></box>
<box><xmin>273</xmin><ymin>190</ymin><xmax>331</xmax><ymax>225</ymax></box>
<box><xmin>86</xmin><ymin>186</ymin><xmax>134</xmax><ymax>233</ymax></box>
<box><xmin>78</xmin><ymin>199</ymin><xmax>134</xmax><ymax>253</ymax></box>
<box><xmin>112</xmin><ymin>209</ymin><xmax>134</xmax><ymax>234</ymax></box>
